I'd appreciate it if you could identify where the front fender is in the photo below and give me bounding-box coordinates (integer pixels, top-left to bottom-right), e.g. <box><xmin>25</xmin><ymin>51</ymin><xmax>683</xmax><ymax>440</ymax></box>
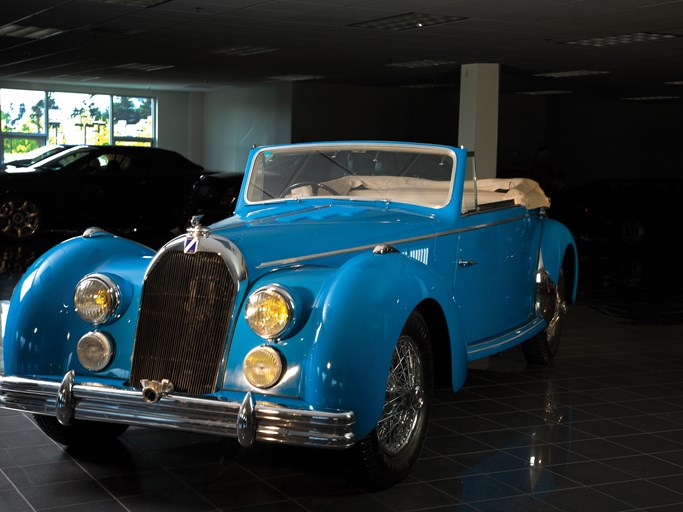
<box><xmin>541</xmin><ymin>217</ymin><xmax>579</xmax><ymax>303</ymax></box>
<box><xmin>305</xmin><ymin>249</ymin><xmax>465</xmax><ymax>439</ymax></box>
<box><xmin>3</xmin><ymin>231</ymin><xmax>155</xmax><ymax>377</ymax></box>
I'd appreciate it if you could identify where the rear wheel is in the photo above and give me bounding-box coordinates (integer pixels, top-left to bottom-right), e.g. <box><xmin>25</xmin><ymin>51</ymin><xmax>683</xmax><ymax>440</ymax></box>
<box><xmin>522</xmin><ymin>268</ymin><xmax>567</xmax><ymax>364</ymax></box>
<box><xmin>0</xmin><ymin>196</ymin><xmax>41</xmax><ymax>240</ymax></box>
<box><xmin>33</xmin><ymin>415</ymin><xmax>129</xmax><ymax>446</ymax></box>
<box><xmin>349</xmin><ymin>310</ymin><xmax>433</xmax><ymax>489</ymax></box>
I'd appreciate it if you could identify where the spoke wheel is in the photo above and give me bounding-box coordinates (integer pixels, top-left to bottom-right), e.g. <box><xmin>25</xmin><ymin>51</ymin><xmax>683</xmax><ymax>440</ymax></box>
<box><xmin>349</xmin><ymin>310</ymin><xmax>433</xmax><ymax>489</ymax></box>
<box><xmin>377</xmin><ymin>334</ymin><xmax>425</xmax><ymax>455</ymax></box>
<box><xmin>0</xmin><ymin>197</ymin><xmax>41</xmax><ymax>239</ymax></box>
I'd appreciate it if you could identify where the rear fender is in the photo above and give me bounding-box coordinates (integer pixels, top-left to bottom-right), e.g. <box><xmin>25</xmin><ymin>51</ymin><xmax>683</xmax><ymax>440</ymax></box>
<box><xmin>540</xmin><ymin>218</ymin><xmax>579</xmax><ymax>303</ymax></box>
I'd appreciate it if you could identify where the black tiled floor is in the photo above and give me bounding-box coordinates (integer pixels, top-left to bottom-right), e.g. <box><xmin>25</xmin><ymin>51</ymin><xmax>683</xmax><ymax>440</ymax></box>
<box><xmin>1</xmin><ymin>237</ymin><xmax>683</xmax><ymax>511</ymax></box>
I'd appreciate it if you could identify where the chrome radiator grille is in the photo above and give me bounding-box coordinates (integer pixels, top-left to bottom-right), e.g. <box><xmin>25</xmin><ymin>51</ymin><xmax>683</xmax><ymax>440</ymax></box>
<box><xmin>130</xmin><ymin>250</ymin><xmax>236</xmax><ymax>395</ymax></box>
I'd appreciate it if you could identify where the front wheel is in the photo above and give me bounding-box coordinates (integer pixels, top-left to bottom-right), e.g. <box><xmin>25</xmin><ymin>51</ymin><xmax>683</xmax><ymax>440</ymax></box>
<box><xmin>522</xmin><ymin>267</ymin><xmax>567</xmax><ymax>365</ymax></box>
<box><xmin>33</xmin><ymin>415</ymin><xmax>129</xmax><ymax>446</ymax></box>
<box><xmin>349</xmin><ymin>310</ymin><xmax>433</xmax><ymax>489</ymax></box>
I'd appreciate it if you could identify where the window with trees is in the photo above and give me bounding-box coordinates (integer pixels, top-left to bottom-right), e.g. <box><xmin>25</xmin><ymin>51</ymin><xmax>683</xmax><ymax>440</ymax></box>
<box><xmin>1</xmin><ymin>88</ymin><xmax>156</xmax><ymax>163</ymax></box>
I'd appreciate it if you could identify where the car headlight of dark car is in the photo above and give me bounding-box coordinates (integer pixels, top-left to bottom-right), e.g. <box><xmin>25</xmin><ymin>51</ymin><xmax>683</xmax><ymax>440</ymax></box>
<box><xmin>245</xmin><ymin>285</ymin><xmax>295</xmax><ymax>340</ymax></box>
<box><xmin>74</xmin><ymin>273</ymin><xmax>121</xmax><ymax>325</ymax></box>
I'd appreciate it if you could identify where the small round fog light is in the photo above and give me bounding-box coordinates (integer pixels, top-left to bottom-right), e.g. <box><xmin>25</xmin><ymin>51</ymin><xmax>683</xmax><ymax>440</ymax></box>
<box><xmin>77</xmin><ymin>331</ymin><xmax>114</xmax><ymax>371</ymax></box>
<box><xmin>243</xmin><ymin>346</ymin><xmax>283</xmax><ymax>388</ymax></box>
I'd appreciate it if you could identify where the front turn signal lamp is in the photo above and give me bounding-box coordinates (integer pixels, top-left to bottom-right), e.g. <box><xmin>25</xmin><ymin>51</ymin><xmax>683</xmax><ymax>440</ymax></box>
<box><xmin>243</xmin><ymin>346</ymin><xmax>284</xmax><ymax>388</ymax></box>
<box><xmin>245</xmin><ymin>285</ymin><xmax>295</xmax><ymax>340</ymax></box>
<box><xmin>74</xmin><ymin>273</ymin><xmax>120</xmax><ymax>325</ymax></box>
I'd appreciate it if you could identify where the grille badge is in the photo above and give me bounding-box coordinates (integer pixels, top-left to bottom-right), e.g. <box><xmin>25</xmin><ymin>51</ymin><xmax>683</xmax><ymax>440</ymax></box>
<box><xmin>184</xmin><ymin>235</ymin><xmax>198</xmax><ymax>253</ymax></box>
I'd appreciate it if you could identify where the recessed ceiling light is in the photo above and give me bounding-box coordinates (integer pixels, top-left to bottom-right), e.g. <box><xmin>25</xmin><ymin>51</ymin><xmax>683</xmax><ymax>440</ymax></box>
<box><xmin>52</xmin><ymin>74</ymin><xmax>101</xmax><ymax>82</ymax></box>
<box><xmin>115</xmin><ymin>62</ymin><xmax>174</xmax><ymax>71</ymax></box>
<box><xmin>563</xmin><ymin>32</ymin><xmax>679</xmax><ymax>47</ymax></box>
<box><xmin>212</xmin><ymin>46</ymin><xmax>279</xmax><ymax>57</ymax></box>
<box><xmin>85</xmin><ymin>0</ymin><xmax>171</xmax><ymax>7</ymax></box>
<box><xmin>621</xmin><ymin>95</ymin><xmax>680</xmax><ymax>101</ymax></box>
<box><xmin>0</xmin><ymin>24</ymin><xmax>62</xmax><ymax>39</ymax></box>
<box><xmin>386</xmin><ymin>59</ymin><xmax>458</xmax><ymax>69</ymax></box>
<box><xmin>267</xmin><ymin>75</ymin><xmax>323</xmax><ymax>81</ymax></box>
<box><xmin>401</xmin><ymin>83</ymin><xmax>457</xmax><ymax>89</ymax></box>
<box><xmin>516</xmin><ymin>90</ymin><xmax>574</xmax><ymax>95</ymax></box>
<box><xmin>349</xmin><ymin>12</ymin><xmax>467</xmax><ymax>31</ymax></box>
<box><xmin>534</xmin><ymin>70</ymin><xmax>610</xmax><ymax>78</ymax></box>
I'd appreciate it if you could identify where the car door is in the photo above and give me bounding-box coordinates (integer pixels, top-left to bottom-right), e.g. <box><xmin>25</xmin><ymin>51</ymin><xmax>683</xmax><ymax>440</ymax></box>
<box><xmin>452</xmin><ymin>206</ymin><xmax>538</xmax><ymax>346</ymax></box>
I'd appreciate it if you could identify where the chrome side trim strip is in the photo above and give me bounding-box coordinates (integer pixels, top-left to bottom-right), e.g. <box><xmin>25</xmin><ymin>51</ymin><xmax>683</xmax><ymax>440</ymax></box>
<box><xmin>257</xmin><ymin>213</ymin><xmax>531</xmax><ymax>269</ymax></box>
<box><xmin>467</xmin><ymin>317</ymin><xmax>544</xmax><ymax>357</ymax></box>
<box><xmin>0</xmin><ymin>375</ymin><xmax>355</xmax><ymax>450</ymax></box>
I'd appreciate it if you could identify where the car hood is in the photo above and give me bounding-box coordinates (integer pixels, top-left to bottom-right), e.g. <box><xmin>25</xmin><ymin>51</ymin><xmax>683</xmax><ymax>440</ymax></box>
<box><xmin>208</xmin><ymin>203</ymin><xmax>438</xmax><ymax>274</ymax></box>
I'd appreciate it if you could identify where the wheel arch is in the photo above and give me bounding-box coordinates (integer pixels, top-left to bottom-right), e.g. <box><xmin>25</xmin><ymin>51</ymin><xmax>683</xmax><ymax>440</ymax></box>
<box><xmin>541</xmin><ymin>218</ymin><xmax>579</xmax><ymax>304</ymax></box>
<box><xmin>2</xmin><ymin>231</ymin><xmax>155</xmax><ymax>375</ymax></box>
<box><xmin>415</xmin><ymin>298</ymin><xmax>467</xmax><ymax>392</ymax></box>
<box><xmin>304</xmin><ymin>249</ymin><xmax>466</xmax><ymax>439</ymax></box>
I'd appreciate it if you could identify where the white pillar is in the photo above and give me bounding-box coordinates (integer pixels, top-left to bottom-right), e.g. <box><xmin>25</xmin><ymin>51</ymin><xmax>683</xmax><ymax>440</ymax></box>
<box><xmin>458</xmin><ymin>63</ymin><xmax>500</xmax><ymax>178</ymax></box>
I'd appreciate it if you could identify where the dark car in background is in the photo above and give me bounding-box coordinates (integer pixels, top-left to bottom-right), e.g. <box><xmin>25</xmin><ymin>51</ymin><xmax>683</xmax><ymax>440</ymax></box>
<box><xmin>549</xmin><ymin>177</ymin><xmax>681</xmax><ymax>289</ymax></box>
<box><xmin>0</xmin><ymin>144</ymin><xmax>74</xmax><ymax>171</ymax></box>
<box><xmin>550</xmin><ymin>177</ymin><xmax>681</xmax><ymax>248</ymax></box>
<box><xmin>182</xmin><ymin>171</ymin><xmax>244</xmax><ymax>226</ymax></box>
<box><xmin>0</xmin><ymin>145</ymin><xmax>215</xmax><ymax>240</ymax></box>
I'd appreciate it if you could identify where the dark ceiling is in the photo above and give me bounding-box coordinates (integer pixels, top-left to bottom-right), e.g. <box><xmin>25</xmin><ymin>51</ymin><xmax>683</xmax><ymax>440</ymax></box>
<box><xmin>2</xmin><ymin>0</ymin><xmax>683</xmax><ymax>99</ymax></box>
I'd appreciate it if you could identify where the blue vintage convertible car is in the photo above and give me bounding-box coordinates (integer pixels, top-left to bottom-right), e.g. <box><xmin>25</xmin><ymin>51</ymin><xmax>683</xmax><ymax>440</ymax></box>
<box><xmin>0</xmin><ymin>141</ymin><xmax>578</xmax><ymax>489</ymax></box>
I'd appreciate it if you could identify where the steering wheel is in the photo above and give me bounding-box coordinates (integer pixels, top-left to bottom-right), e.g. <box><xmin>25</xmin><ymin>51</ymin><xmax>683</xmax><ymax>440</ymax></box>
<box><xmin>281</xmin><ymin>181</ymin><xmax>340</xmax><ymax>197</ymax></box>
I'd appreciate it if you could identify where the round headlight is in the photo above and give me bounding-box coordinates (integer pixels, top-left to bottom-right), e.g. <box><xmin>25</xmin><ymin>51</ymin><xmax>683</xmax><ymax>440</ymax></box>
<box><xmin>74</xmin><ymin>274</ymin><xmax>120</xmax><ymax>325</ymax></box>
<box><xmin>243</xmin><ymin>346</ymin><xmax>283</xmax><ymax>388</ymax></box>
<box><xmin>245</xmin><ymin>285</ymin><xmax>294</xmax><ymax>339</ymax></box>
<box><xmin>77</xmin><ymin>331</ymin><xmax>114</xmax><ymax>371</ymax></box>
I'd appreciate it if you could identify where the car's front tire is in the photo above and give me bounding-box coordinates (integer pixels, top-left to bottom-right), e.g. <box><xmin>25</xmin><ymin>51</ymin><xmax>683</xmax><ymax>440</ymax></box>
<box><xmin>349</xmin><ymin>310</ymin><xmax>433</xmax><ymax>490</ymax></box>
<box><xmin>33</xmin><ymin>415</ymin><xmax>129</xmax><ymax>446</ymax></box>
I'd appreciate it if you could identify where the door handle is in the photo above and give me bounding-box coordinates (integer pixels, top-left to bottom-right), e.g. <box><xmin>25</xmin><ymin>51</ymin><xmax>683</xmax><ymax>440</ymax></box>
<box><xmin>458</xmin><ymin>258</ymin><xmax>479</xmax><ymax>268</ymax></box>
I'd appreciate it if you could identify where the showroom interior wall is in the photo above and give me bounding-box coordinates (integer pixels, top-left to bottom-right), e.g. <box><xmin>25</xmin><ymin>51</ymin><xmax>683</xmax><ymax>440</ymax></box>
<box><xmin>4</xmin><ymin>78</ymin><xmax>681</xmax><ymax>188</ymax></box>
<box><xmin>290</xmin><ymin>82</ymin><xmax>459</xmax><ymax>146</ymax></box>
<box><xmin>201</xmin><ymin>82</ymin><xmax>293</xmax><ymax>174</ymax></box>
<box><xmin>545</xmin><ymin>97</ymin><xmax>683</xmax><ymax>187</ymax></box>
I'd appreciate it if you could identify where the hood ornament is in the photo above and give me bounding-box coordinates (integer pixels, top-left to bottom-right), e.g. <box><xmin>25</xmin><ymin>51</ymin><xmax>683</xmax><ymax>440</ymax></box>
<box><xmin>184</xmin><ymin>215</ymin><xmax>211</xmax><ymax>253</ymax></box>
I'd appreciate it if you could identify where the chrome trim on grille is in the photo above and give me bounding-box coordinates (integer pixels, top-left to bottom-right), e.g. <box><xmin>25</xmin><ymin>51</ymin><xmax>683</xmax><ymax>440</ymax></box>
<box><xmin>153</xmin><ymin>232</ymin><xmax>248</xmax><ymax>285</ymax></box>
<box><xmin>130</xmin><ymin>233</ymin><xmax>248</xmax><ymax>395</ymax></box>
<box><xmin>0</xmin><ymin>374</ymin><xmax>356</xmax><ymax>449</ymax></box>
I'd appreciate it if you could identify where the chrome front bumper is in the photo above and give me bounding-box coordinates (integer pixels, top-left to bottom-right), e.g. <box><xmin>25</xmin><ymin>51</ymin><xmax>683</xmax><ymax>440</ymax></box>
<box><xmin>0</xmin><ymin>371</ymin><xmax>355</xmax><ymax>449</ymax></box>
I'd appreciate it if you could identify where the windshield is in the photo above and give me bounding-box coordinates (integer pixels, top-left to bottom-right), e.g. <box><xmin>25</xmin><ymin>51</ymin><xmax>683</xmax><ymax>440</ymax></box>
<box><xmin>35</xmin><ymin>147</ymin><xmax>97</xmax><ymax>171</ymax></box>
<box><xmin>245</xmin><ymin>144</ymin><xmax>455</xmax><ymax>208</ymax></box>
